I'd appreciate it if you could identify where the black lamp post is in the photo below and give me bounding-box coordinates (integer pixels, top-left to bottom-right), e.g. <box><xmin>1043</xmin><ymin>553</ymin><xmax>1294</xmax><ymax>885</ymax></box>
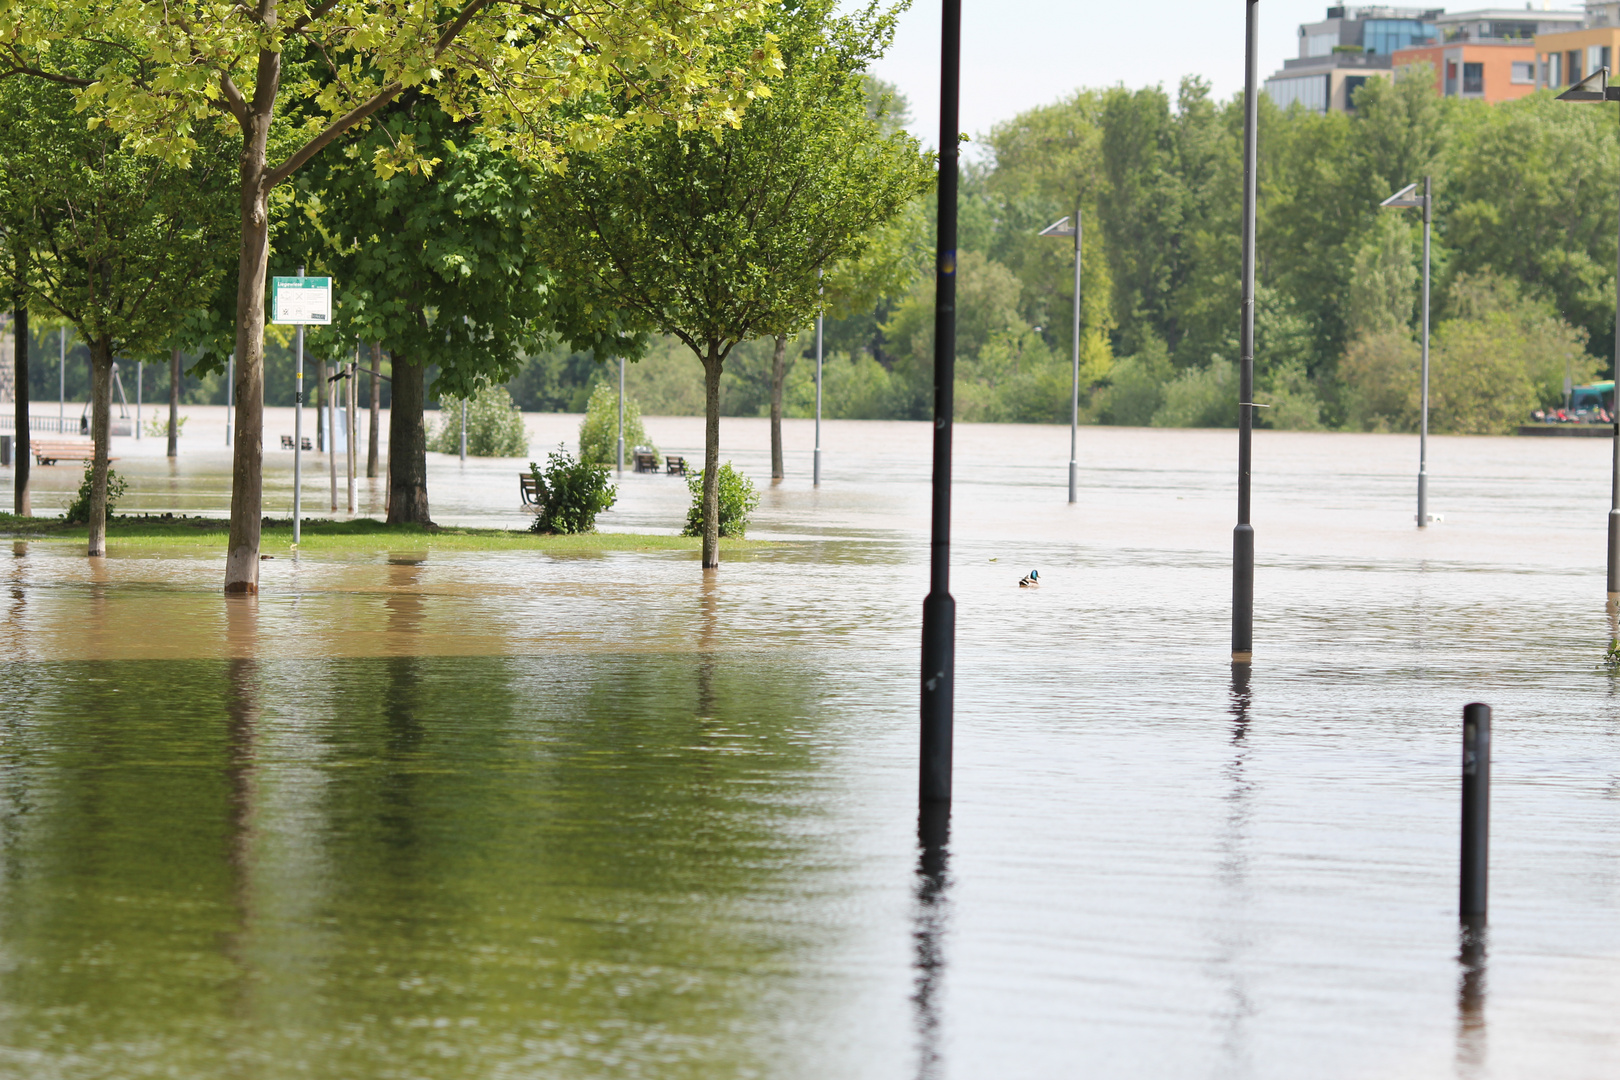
<box><xmin>1233</xmin><ymin>0</ymin><xmax>1259</xmax><ymax>666</ymax></box>
<box><xmin>921</xmin><ymin>0</ymin><xmax>961</xmax><ymax>804</ymax></box>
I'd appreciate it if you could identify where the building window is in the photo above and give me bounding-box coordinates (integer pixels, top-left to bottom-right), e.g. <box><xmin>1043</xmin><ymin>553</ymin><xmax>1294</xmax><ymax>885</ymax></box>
<box><xmin>1446</xmin><ymin>60</ymin><xmax>1459</xmax><ymax>95</ymax></box>
<box><xmin>1570</xmin><ymin>49</ymin><xmax>1583</xmax><ymax>84</ymax></box>
<box><xmin>1546</xmin><ymin>53</ymin><xmax>1561</xmax><ymax>86</ymax></box>
<box><xmin>1364</xmin><ymin>18</ymin><xmax>1438</xmax><ymax>55</ymax></box>
<box><xmin>1305</xmin><ymin>31</ymin><xmax>1337</xmax><ymax>58</ymax></box>
<box><xmin>1463</xmin><ymin>62</ymin><xmax>1484</xmax><ymax>94</ymax></box>
<box><xmin>1265</xmin><ymin>75</ymin><xmax>1329</xmax><ymax>114</ymax></box>
<box><xmin>1590</xmin><ymin>44</ymin><xmax>1606</xmax><ymax>77</ymax></box>
<box><xmin>1511</xmin><ymin>61</ymin><xmax>1535</xmax><ymax>84</ymax></box>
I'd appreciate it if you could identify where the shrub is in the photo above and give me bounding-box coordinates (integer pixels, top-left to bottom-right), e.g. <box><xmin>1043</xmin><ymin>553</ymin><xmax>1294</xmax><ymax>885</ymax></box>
<box><xmin>430</xmin><ymin>383</ymin><xmax>530</xmax><ymax>457</ymax></box>
<box><xmin>64</xmin><ymin>461</ymin><xmax>128</xmax><ymax>524</ymax></box>
<box><xmin>578</xmin><ymin>380</ymin><xmax>656</xmax><ymax>465</ymax></box>
<box><xmin>528</xmin><ymin>447</ymin><xmax>617</xmax><ymax>534</ymax></box>
<box><xmin>144</xmin><ymin>413</ymin><xmax>187</xmax><ymax>439</ymax></box>
<box><xmin>682</xmin><ymin>461</ymin><xmax>760</xmax><ymax>539</ymax></box>
<box><xmin>1152</xmin><ymin>358</ymin><xmax>1237</xmax><ymax>428</ymax></box>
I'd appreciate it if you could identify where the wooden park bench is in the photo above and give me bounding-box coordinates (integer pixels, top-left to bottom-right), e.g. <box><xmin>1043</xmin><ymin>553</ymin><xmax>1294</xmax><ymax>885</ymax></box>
<box><xmin>31</xmin><ymin>439</ymin><xmax>106</xmax><ymax>466</ymax></box>
<box><xmin>280</xmin><ymin>435</ymin><xmax>313</xmax><ymax>450</ymax></box>
<box><xmin>520</xmin><ymin>472</ymin><xmax>540</xmax><ymax>505</ymax></box>
<box><xmin>665</xmin><ymin>455</ymin><xmax>687</xmax><ymax>476</ymax></box>
<box><xmin>632</xmin><ymin>451</ymin><xmax>660</xmax><ymax>473</ymax></box>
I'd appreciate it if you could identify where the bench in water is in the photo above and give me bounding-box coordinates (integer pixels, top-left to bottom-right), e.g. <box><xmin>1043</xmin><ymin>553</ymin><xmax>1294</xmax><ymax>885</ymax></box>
<box><xmin>632</xmin><ymin>451</ymin><xmax>660</xmax><ymax>473</ymax></box>
<box><xmin>31</xmin><ymin>440</ymin><xmax>107</xmax><ymax>466</ymax></box>
<box><xmin>665</xmin><ymin>455</ymin><xmax>687</xmax><ymax>476</ymax></box>
<box><xmin>520</xmin><ymin>472</ymin><xmax>540</xmax><ymax>505</ymax></box>
<box><xmin>280</xmin><ymin>435</ymin><xmax>313</xmax><ymax>450</ymax></box>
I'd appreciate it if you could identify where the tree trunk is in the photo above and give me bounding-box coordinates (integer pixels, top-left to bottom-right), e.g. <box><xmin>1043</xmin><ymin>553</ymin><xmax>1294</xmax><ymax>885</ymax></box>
<box><xmin>769</xmin><ymin>334</ymin><xmax>787</xmax><ymax>481</ymax></box>
<box><xmin>315</xmin><ymin>357</ymin><xmax>326</xmax><ymax>452</ymax></box>
<box><xmin>12</xmin><ymin>300</ymin><xmax>28</xmax><ymax>516</ymax></box>
<box><xmin>701</xmin><ymin>346</ymin><xmax>722</xmax><ymax>569</ymax></box>
<box><xmin>386</xmin><ymin>354</ymin><xmax>432</xmax><ymax>525</ymax></box>
<box><xmin>87</xmin><ymin>336</ymin><xmax>114</xmax><ymax>557</ymax></box>
<box><xmin>367</xmin><ymin>342</ymin><xmax>381</xmax><ymax>479</ymax></box>
<box><xmin>167</xmin><ymin>347</ymin><xmax>180</xmax><ymax>458</ymax></box>
<box><xmin>224</xmin><ymin>142</ymin><xmax>275</xmax><ymax>594</ymax></box>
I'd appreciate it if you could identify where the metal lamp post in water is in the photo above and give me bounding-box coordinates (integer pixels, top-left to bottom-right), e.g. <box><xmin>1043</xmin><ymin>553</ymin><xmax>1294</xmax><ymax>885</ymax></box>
<box><xmin>1038</xmin><ymin>209</ymin><xmax>1082</xmax><ymax>504</ymax></box>
<box><xmin>1556</xmin><ymin>67</ymin><xmax>1620</xmax><ymax>653</ymax></box>
<box><xmin>814</xmin><ymin>269</ymin><xmax>824</xmax><ymax>488</ymax></box>
<box><xmin>921</xmin><ymin>0</ymin><xmax>961</xmax><ymax>804</ymax></box>
<box><xmin>1232</xmin><ymin>0</ymin><xmax>1260</xmax><ymax>666</ymax></box>
<box><xmin>1380</xmin><ymin>177</ymin><xmax>1433</xmax><ymax>529</ymax></box>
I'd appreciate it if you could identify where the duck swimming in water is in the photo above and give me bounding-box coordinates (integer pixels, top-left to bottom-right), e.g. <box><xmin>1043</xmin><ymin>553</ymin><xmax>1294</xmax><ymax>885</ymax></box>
<box><xmin>1019</xmin><ymin>570</ymin><xmax>1040</xmax><ymax>588</ymax></box>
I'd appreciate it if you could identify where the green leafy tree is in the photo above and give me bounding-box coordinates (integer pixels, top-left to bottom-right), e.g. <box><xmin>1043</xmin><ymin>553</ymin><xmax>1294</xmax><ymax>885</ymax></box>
<box><xmin>578</xmin><ymin>381</ymin><xmax>656</xmax><ymax>466</ymax></box>
<box><xmin>429</xmin><ymin>382</ymin><xmax>530</xmax><ymax>458</ymax></box>
<box><xmin>298</xmin><ymin>101</ymin><xmax>640</xmax><ymax>523</ymax></box>
<box><xmin>527</xmin><ymin>0</ymin><xmax>932</xmax><ymax>568</ymax></box>
<box><xmin>2</xmin><ymin>0</ymin><xmax>779</xmax><ymax>591</ymax></box>
<box><xmin>0</xmin><ymin>53</ymin><xmax>234</xmax><ymax>556</ymax></box>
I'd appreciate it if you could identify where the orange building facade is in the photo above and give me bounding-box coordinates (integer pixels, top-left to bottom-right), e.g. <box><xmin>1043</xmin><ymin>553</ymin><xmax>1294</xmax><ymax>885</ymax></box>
<box><xmin>1531</xmin><ymin>26</ymin><xmax>1620</xmax><ymax>90</ymax></box>
<box><xmin>1392</xmin><ymin>41</ymin><xmax>1540</xmax><ymax>101</ymax></box>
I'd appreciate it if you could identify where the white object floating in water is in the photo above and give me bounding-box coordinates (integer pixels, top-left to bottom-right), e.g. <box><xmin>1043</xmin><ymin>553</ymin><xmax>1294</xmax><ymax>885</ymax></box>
<box><xmin>1416</xmin><ymin>514</ymin><xmax>1444</xmax><ymax>524</ymax></box>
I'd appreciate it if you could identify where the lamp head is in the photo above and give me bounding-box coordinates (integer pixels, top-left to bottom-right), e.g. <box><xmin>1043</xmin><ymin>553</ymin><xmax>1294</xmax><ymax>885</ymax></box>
<box><xmin>1557</xmin><ymin>66</ymin><xmax>1619</xmax><ymax>101</ymax></box>
<box><xmin>1381</xmin><ymin>182</ymin><xmax>1423</xmax><ymax>210</ymax></box>
<box><xmin>1038</xmin><ymin>216</ymin><xmax>1077</xmax><ymax>238</ymax></box>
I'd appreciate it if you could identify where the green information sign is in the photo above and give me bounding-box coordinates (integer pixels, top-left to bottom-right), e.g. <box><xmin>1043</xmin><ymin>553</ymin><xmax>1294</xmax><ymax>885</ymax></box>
<box><xmin>270</xmin><ymin>276</ymin><xmax>332</xmax><ymax>325</ymax></box>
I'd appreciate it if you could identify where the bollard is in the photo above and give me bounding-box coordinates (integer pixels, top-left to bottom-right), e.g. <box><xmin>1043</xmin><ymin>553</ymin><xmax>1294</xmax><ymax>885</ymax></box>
<box><xmin>1460</xmin><ymin>703</ymin><xmax>1491</xmax><ymax>919</ymax></box>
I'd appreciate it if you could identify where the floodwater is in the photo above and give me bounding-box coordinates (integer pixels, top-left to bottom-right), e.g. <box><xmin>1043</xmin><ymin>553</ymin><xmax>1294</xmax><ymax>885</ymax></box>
<box><xmin>3</xmin><ymin>409</ymin><xmax>1620</xmax><ymax>1079</ymax></box>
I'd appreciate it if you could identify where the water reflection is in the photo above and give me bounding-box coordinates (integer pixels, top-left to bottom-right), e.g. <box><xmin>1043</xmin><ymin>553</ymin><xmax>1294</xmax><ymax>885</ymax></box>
<box><xmin>912</xmin><ymin>803</ymin><xmax>951</xmax><ymax>1080</ymax></box>
<box><xmin>1215</xmin><ymin>664</ymin><xmax>1256</xmax><ymax>1077</ymax></box>
<box><xmin>1456</xmin><ymin>916</ymin><xmax>1488</xmax><ymax>1077</ymax></box>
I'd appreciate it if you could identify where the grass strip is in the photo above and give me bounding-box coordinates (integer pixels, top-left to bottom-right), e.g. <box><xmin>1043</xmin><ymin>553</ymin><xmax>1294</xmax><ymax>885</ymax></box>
<box><xmin>0</xmin><ymin>514</ymin><xmax>765</xmax><ymax>553</ymax></box>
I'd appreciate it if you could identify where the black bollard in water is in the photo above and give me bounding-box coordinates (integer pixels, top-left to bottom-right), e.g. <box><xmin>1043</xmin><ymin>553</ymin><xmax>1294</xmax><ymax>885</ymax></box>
<box><xmin>1460</xmin><ymin>703</ymin><xmax>1491</xmax><ymax>919</ymax></box>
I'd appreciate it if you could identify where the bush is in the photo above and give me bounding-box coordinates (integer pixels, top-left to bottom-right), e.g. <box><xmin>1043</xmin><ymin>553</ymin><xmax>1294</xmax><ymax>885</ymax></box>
<box><xmin>144</xmin><ymin>413</ymin><xmax>187</xmax><ymax>439</ymax></box>
<box><xmin>430</xmin><ymin>383</ymin><xmax>530</xmax><ymax>457</ymax></box>
<box><xmin>1152</xmin><ymin>358</ymin><xmax>1237</xmax><ymax>428</ymax></box>
<box><xmin>528</xmin><ymin>447</ymin><xmax>616</xmax><ymax>534</ymax></box>
<box><xmin>1101</xmin><ymin>337</ymin><xmax>1173</xmax><ymax>426</ymax></box>
<box><xmin>578</xmin><ymin>380</ymin><xmax>656</xmax><ymax>465</ymax></box>
<box><xmin>682</xmin><ymin>461</ymin><xmax>760</xmax><ymax>539</ymax></box>
<box><xmin>64</xmin><ymin>460</ymin><xmax>128</xmax><ymax>524</ymax></box>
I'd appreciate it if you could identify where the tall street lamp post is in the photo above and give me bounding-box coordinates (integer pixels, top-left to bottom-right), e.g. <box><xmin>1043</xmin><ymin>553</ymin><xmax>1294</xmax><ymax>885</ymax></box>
<box><xmin>1380</xmin><ymin>177</ymin><xmax>1433</xmax><ymax>529</ymax></box>
<box><xmin>921</xmin><ymin>0</ymin><xmax>961</xmax><ymax>805</ymax></box>
<box><xmin>1038</xmin><ymin>209</ymin><xmax>1082</xmax><ymax>504</ymax></box>
<box><xmin>1556</xmin><ymin>67</ymin><xmax>1620</xmax><ymax>651</ymax></box>
<box><xmin>1233</xmin><ymin>0</ymin><xmax>1260</xmax><ymax>666</ymax></box>
<box><xmin>814</xmin><ymin>269</ymin><xmax>824</xmax><ymax>488</ymax></box>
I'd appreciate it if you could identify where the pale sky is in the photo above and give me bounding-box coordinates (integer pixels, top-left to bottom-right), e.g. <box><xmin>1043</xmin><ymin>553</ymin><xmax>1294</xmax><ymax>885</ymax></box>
<box><xmin>854</xmin><ymin>0</ymin><xmax>1569</xmax><ymax>150</ymax></box>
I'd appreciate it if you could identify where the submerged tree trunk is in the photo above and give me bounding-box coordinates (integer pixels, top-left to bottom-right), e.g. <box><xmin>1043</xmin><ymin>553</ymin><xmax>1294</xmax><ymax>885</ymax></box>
<box><xmin>367</xmin><ymin>342</ymin><xmax>381</xmax><ymax>478</ymax></box>
<box><xmin>167</xmin><ymin>347</ymin><xmax>180</xmax><ymax>458</ymax></box>
<box><xmin>769</xmin><ymin>334</ymin><xmax>787</xmax><ymax>481</ymax></box>
<box><xmin>12</xmin><ymin>300</ymin><xmax>29</xmax><ymax>516</ymax></box>
<box><xmin>386</xmin><ymin>354</ymin><xmax>431</xmax><ymax>525</ymax></box>
<box><xmin>87</xmin><ymin>336</ymin><xmax>114</xmax><ymax>557</ymax></box>
<box><xmin>224</xmin><ymin>143</ymin><xmax>275</xmax><ymax>593</ymax></box>
<box><xmin>701</xmin><ymin>346</ymin><xmax>723</xmax><ymax>569</ymax></box>
<box><xmin>315</xmin><ymin>357</ymin><xmax>326</xmax><ymax>453</ymax></box>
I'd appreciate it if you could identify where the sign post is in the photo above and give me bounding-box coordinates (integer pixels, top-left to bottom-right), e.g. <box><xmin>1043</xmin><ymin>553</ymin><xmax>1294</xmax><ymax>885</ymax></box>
<box><xmin>271</xmin><ymin>273</ymin><xmax>332</xmax><ymax>546</ymax></box>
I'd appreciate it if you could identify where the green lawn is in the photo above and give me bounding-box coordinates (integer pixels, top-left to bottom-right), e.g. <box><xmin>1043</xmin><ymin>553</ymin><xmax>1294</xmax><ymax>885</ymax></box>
<box><xmin>0</xmin><ymin>514</ymin><xmax>764</xmax><ymax>553</ymax></box>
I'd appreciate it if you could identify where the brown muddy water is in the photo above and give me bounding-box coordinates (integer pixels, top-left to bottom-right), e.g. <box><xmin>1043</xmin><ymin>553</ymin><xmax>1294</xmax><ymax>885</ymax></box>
<box><xmin>3</xmin><ymin>413</ymin><xmax>1620</xmax><ymax>1079</ymax></box>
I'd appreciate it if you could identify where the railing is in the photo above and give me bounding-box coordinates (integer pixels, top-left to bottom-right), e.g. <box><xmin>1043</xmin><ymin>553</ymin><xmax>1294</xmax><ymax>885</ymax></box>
<box><xmin>0</xmin><ymin>416</ymin><xmax>82</xmax><ymax>434</ymax></box>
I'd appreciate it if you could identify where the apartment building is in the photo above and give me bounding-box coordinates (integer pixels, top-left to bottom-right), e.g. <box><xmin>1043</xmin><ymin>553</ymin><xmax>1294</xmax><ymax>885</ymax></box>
<box><xmin>1265</xmin><ymin>6</ymin><xmax>1442</xmax><ymax>113</ymax></box>
<box><xmin>1534</xmin><ymin>2</ymin><xmax>1620</xmax><ymax>88</ymax></box>
<box><xmin>1395</xmin><ymin>8</ymin><xmax>1582</xmax><ymax>101</ymax></box>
